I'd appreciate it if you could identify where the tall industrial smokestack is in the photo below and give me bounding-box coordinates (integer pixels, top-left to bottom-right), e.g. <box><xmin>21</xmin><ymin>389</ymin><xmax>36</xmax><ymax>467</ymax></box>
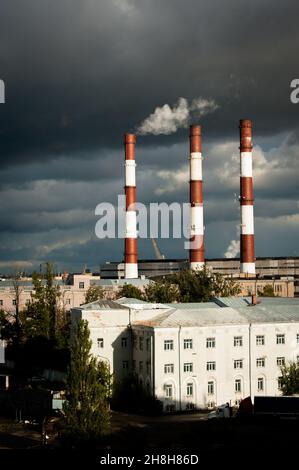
<box><xmin>189</xmin><ymin>125</ymin><xmax>205</xmax><ymax>270</ymax></box>
<box><xmin>124</xmin><ymin>133</ymin><xmax>138</xmax><ymax>279</ymax></box>
<box><xmin>239</xmin><ymin>119</ymin><xmax>255</xmax><ymax>275</ymax></box>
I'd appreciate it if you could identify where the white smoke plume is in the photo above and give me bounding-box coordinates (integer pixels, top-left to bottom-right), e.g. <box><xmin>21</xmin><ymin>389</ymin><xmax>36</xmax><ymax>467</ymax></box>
<box><xmin>224</xmin><ymin>239</ymin><xmax>240</xmax><ymax>258</ymax></box>
<box><xmin>137</xmin><ymin>97</ymin><xmax>218</xmax><ymax>136</ymax></box>
<box><xmin>224</xmin><ymin>224</ymin><xmax>240</xmax><ymax>258</ymax></box>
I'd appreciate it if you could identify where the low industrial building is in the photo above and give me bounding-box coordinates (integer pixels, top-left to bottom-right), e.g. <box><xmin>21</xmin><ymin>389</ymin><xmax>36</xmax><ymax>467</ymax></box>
<box><xmin>100</xmin><ymin>257</ymin><xmax>297</xmax><ymax>297</ymax></box>
<box><xmin>71</xmin><ymin>296</ymin><xmax>299</xmax><ymax>412</ymax></box>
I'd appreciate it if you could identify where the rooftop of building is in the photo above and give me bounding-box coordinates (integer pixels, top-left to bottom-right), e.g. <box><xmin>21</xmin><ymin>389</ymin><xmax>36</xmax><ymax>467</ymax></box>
<box><xmin>101</xmin><ymin>256</ymin><xmax>299</xmax><ymax>265</ymax></box>
<box><xmin>91</xmin><ymin>278</ymin><xmax>151</xmax><ymax>287</ymax></box>
<box><xmin>77</xmin><ymin>299</ymin><xmax>128</xmax><ymax>310</ymax></box>
<box><xmin>214</xmin><ymin>296</ymin><xmax>299</xmax><ymax>307</ymax></box>
<box><xmin>141</xmin><ymin>303</ymin><xmax>299</xmax><ymax>328</ymax></box>
<box><xmin>74</xmin><ymin>296</ymin><xmax>299</xmax><ymax>327</ymax></box>
<box><xmin>165</xmin><ymin>302</ymin><xmax>221</xmax><ymax>309</ymax></box>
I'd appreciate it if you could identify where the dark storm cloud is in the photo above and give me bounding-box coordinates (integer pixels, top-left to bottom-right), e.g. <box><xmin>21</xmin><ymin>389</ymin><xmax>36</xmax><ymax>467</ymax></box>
<box><xmin>0</xmin><ymin>0</ymin><xmax>298</xmax><ymax>271</ymax></box>
<box><xmin>1</xmin><ymin>0</ymin><xmax>299</xmax><ymax>167</ymax></box>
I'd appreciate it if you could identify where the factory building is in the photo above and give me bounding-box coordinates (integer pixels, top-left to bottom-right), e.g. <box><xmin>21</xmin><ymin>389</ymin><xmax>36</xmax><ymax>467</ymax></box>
<box><xmin>71</xmin><ymin>297</ymin><xmax>299</xmax><ymax>412</ymax></box>
<box><xmin>99</xmin><ymin>258</ymin><xmax>298</xmax><ymax>297</ymax></box>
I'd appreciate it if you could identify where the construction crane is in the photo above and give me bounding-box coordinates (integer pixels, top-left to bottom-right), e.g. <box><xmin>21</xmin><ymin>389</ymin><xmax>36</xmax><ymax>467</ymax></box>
<box><xmin>151</xmin><ymin>237</ymin><xmax>165</xmax><ymax>260</ymax></box>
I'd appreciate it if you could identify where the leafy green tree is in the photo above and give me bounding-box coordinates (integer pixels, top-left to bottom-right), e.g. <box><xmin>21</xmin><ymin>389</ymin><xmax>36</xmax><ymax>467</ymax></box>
<box><xmin>279</xmin><ymin>361</ymin><xmax>299</xmax><ymax>395</ymax></box>
<box><xmin>62</xmin><ymin>320</ymin><xmax>111</xmax><ymax>445</ymax></box>
<box><xmin>24</xmin><ymin>263</ymin><xmax>68</xmax><ymax>345</ymax></box>
<box><xmin>117</xmin><ymin>284</ymin><xmax>144</xmax><ymax>300</ymax></box>
<box><xmin>143</xmin><ymin>281</ymin><xmax>180</xmax><ymax>303</ymax></box>
<box><xmin>0</xmin><ymin>309</ymin><xmax>17</xmax><ymax>341</ymax></box>
<box><xmin>170</xmin><ymin>267</ymin><xmax>240</xmax><ymax>302</ymax></box>
<box><xmin>84</xmin><ymin>285</ymin><xmax>104</xmax><ymax>304</ymax></box>
<box><xmin>258</xmin><ymin>284</ymin><xmax>275</xmax><ymax>297</ymax></box>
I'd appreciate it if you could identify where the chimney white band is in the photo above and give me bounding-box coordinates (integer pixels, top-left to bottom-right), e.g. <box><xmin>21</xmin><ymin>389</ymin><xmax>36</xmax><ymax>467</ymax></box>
<box><xmin>125</xmin><ymin>211</ymin><xmax>137</xmax><ymax>238</ymax></box>
<box><xmin>125</xmin><ymin>263</ymin><xmax>138</xmax><ymax>279</ymax></box>
<box><xmin>240</xmin><ymin>262</ymin><xmax>255</xmax><ymax>274</ymax></box>
<box><xmin>240</xmin><ymin>152</ymin><xmax>253</xmax><ymax>177</ymax></box>
<box><xmin>241</xmin><ymin>205</ymin><xmax>254</xmax><ymax>234</ymax></box>
<box><xmin>190</xmin><ymin>261</ymin><xmax>204</xmax><ymax>270</ymax></box>
<box><xmin>190</xmin><ymin>152</ymin><xmax>202</xmax><ymax>181</ymax></box>
<box><xmin>125</xmin><ymin>160</ymin><xmax>136</xmax><ymax>187</ymax></box>
<box><xmin>190</xmin><ymin>206</ymin><xmax>204</xmax><ymax>235</ymax></box>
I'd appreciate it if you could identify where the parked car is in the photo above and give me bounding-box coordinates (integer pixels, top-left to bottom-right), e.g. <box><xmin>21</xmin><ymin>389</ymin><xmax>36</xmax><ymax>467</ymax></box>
<box><xmin>208</xmin><ymin>402</ymin><xmax>232</xmax><ymax>419</ymax></box>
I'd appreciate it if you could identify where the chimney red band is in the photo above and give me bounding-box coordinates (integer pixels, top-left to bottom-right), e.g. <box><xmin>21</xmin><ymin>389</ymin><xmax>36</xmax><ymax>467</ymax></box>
<box><xmin>239</xmin><ymin>119</ymin><xmax>255</xmax><ymax>274</ymax></box>
<box><xmin>189</xmin><ymin>125</ymin><xmax>204</xmax><ymax>269</ymax></box>
<box><xmin>124</xmin><ymin>133</ymin><xmax>138</xmax><ymax>278</ymax></box>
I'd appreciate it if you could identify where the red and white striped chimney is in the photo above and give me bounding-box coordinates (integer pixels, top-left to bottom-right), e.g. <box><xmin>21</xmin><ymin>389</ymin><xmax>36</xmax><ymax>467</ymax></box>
<box><xmin>239</xmin><ymin>119</ymin><xmax>255</xmax><ymax>275</ymax></box>
<box><xmin>124</xmin><ymin>133</ymin><xmax>138</xmax><ymax>279</ymax></box>
<box><xmin>189</xmin><ymin>125</ymin><xmax>205</xmax><ymax>270</ymax></box>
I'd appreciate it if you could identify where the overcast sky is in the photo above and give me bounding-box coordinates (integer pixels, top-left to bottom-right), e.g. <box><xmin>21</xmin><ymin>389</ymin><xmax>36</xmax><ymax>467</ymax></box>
<box><xmin>0</xmin><ymin>0</ymin><xmax>298</xmax><ymax>274</ymax></box>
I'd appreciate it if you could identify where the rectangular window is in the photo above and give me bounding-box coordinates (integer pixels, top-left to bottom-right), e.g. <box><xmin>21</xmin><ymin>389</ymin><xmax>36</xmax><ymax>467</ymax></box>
<box><xmin>146</xmin><ymin>361</ymin><xmax>150</xmax><ymax>375</ymax></box>
<box><xmin>0</xmin><ymin>300</ymin><xmax>3</xmax><ymax>306</ymax></box>
<box><xmin>206</xmin><ymin>337</ymin><xmax>216</xmax><ymax>348</ymax></box>
<box><xmin>139</xmin><ymin>361</ymin><xmax>143</xmax><ymax>372</ymax></box>
<box><xmin>184</xmin><ymin>363</ymin><xmax>193</xmax><ymax>373</ymax></box>
<box><xmin>207</xmin><ymin>361</ymin><xmax>216</xmax><ymax>371</ymax></box>
<box><xmin>278</xmin><ymin>377</ymin><xmax>283</xmax><ymax>389</ymax></box>
<box><xmin>234</xmin><ymin>359</ymin><xmax>243</xmax><ymax>369</ymax></box>
<box><xmin>79</xmin><ymin>282</ymin><xmax>84</xmax><ymax>289</ymax></box>
<box><xmin>297</xmin><ymin>356</ymin><xmax>299</xmax><ymax>366</ymax></box>
<box><xmin>235</xmin><ymin>379</ymin><xmax>241</xmax><ymax>393</ymax></box>
<box><xmin>97</xmin><ymin>338</ymin><xmax>104</xmax><ymax>348</ymax></box>
<box><xmin>25</xmin><ymin>299</ymin><xmax>30</xmax><ymax>306</ymax></box>
<box><xmin>277</xmin><ymin>357</ymin><xmax>285</xmax><ymax>366</ymax></box>
<box><xmin>66</xmin><ymin>298</ymin><xmax>71</xmax><ymax>305</ymax></box>
<box><xmin>133</xmin><ymin>337</ymin><xmax>137</xmax><ymax>349</ymax></box>
<box><xmin>122</xmin><ymin>361</ymin><xmax>128</xmax><ymax>369</ymax></box>
<box><xmin>234</xmin><ymin>336</ymin><xmax>243</xmax><ymax>347</ymax></box>
<box><xmin>184</xmin><ymin>339</ymin><xmax>193</xmax><ymax>349</ymax></box>
<box><xmin>256</xmin><ymin>335</ymin><xmax>265</xmax><ymax>346</ymax></box>
<box><xmin>164</xmin><ymin>364</ymin><xmax>174</xmax><ymax>374</ymax></box>
<box><xmin>276</xmin><ymin>334</ymin><xmax>285</xmax><ymax>345</ymax></box>
<box><xmin>165</xmin><ymin>384</ymin><xmax>173</xmax><ymax>398</ymax></box>
<box><xmin>121</xmin><ymin>337</ymin><xmax>127</xmax><ymax>348</ymax></box>
<box><xmin>297</xmin><ymin>334</ymin><xmax>299</xmax><ymax>344</ymax></box>
<box><xmin>146</xmin><ymin>338</ymin><xmax>150</xmax><ymax>351</ymax></box>
<box><xmin>132</xmin><ymin>360</ymin><xmax>136</xmax><ymax>371</ymax></box>
<box><xmin>164</xmin><ymin>340</ymin><xmax>174</xmax><ymax>351</ymax></box>
<box><xmin>186</xmin><ymin>383</ymin><xmax>193</xmax><ymax>397</ymax></box>
<box><xmin>257</xmin><ymin>377</ymin><xmax>264</xmax><ymax>391</ymax></box>
<box><xmin>207</xmin><ymin>381</ymin><xmax>215</xmax><ymax>395</ymax></box>
<box><xmin>139</xmin><ymin>337</ymin><xmax>143</xmax><ymax>351</ymax></box>
<box><xmin>186</xmin><ymin>403</ymin><xmax>195</xmax><ymax>411</ymax></box>
<box><xmin>256</xmin><ymin>358</ymin><xmax>265</xmax><ymax>368</ymax></box>
<box><xmin>12</xmin><ymin>299</ymin><xmax>16</xmax><ymax>306</ymax></box>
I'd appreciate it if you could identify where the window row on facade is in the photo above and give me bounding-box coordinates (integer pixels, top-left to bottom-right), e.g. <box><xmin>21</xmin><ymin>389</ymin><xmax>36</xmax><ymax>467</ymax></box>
<box><xmin>96</xmin><ymin>333</ymin><xmax>299</xmax><ymax>351</ymax></box>
<box><xmin>163</xmin><ymin>377</ymin><xmax>272</xmax><ymax>399</ymax></box>
<box><xmin>162</xmin><ymin>333</ymin><xmax>299</xmax><ymax>350</ymax></box>
<box><xmin>163</xmin><ymin>356</ymin><xmax>299</xmax><ymax>374</ymax></box>
<box><xmin>96</xmin><ymin>332</ymin><xmax>299</xmax><ymax>351</ymax></box>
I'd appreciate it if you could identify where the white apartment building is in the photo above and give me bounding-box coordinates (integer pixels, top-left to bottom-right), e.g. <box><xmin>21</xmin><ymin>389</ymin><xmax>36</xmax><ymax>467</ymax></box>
<box><xmin>71</xmin><ymin>297</ymin><xmax>299</xmax><ymax>412</ymax></box>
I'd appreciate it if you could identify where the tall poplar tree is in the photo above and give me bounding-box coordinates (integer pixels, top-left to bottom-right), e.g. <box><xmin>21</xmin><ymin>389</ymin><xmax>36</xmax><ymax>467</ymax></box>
<box><xmin>62</xmin><ymin>320</ymin><xmax>111</xmax><ymax>445</ymax></box>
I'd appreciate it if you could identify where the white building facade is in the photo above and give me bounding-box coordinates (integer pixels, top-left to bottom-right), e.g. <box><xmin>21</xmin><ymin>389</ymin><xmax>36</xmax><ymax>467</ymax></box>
<box><xmin>71</xmin><ymin>298</ymin><xmax>299</xmax><ymax>412</ymax></box>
